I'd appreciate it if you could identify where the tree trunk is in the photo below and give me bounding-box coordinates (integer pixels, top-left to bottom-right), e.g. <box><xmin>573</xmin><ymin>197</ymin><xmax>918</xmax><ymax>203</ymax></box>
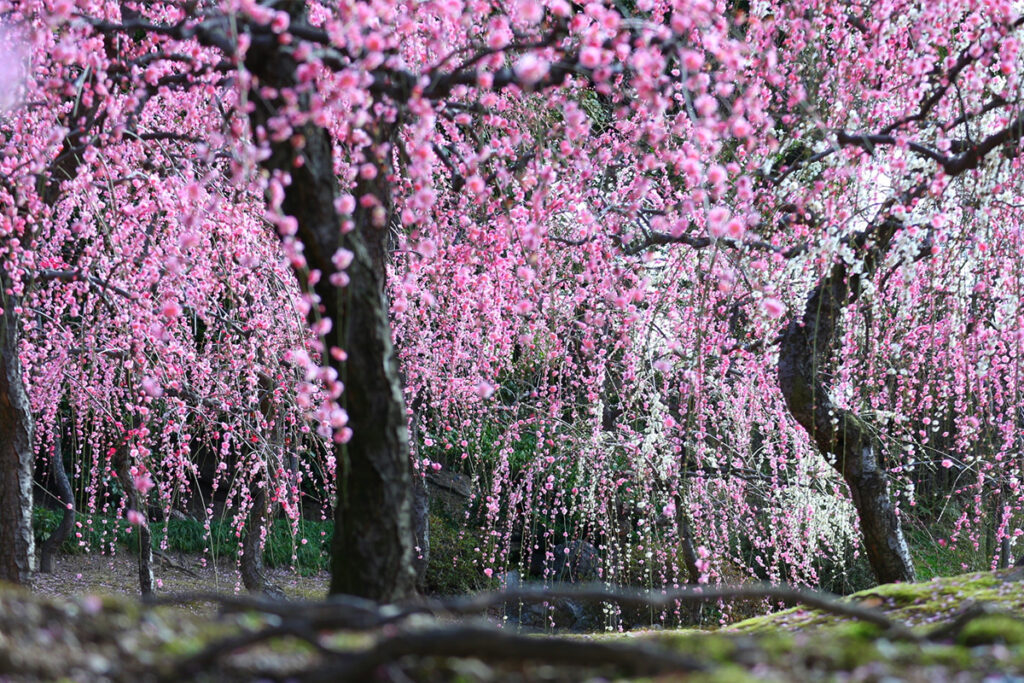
<box><xmin>409</xmin><ymin>390</ymin><xmax>430</xmax><ymax>591</ymax></box>
<box><xmin>240</xmin><ymin>485</ymin><xmax>284</xmax><ymax>598</ymax></box>
<box><xmin>674</xmin><ymin>500</ymin><xmax>701</xmax><ymax>585</ymax></box>
<box><xmin>39</xmin><ymin>430</ymin><xmax>75</xmax><ymax>573</ymax></box>
<box><xmin>134</xmin><ymin>509</ymin><xmax>154</xmax><ymax>596</ymax></box>
<box><xmin>0</xmin><ymin>274</ymin><xmax>35</xmax><ymax>585</ymax></box>
<box><xmin>117</xmin><ymin>456</ymin><xmax>153</xmax><ymax>596</ymax></box>
<box><xmin>245</xmin><ymin>9</ymin><xmax>416</xmax><ymax>601</ymax></box>
<box><xmin>324</xmin><ymin>167</ymin><xmax>416</xmax><ymax>601</ymax></box>
<box><xmin>412</xmin><ymin>471</ymin><xmax>430</xmax><ymax>591</ymax></box>
<box><xmin>778</xmin><ymin>220</ymin><xmax>916</xmax><ymax>585</ymax></box>
<box><xmin>240</xmin><ymin>485</ymin><xmax>268</xmax><ymax>593</ymax></box>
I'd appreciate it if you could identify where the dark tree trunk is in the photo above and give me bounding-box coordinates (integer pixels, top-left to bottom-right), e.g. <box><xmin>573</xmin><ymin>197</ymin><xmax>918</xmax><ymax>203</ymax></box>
<box><xmin>240</xmin><ymin>485</ymin><xmax>271</xmax><ymax>594</ymax></box>
<box><xmin>117</xmin><ymin>455</ymin><xmax>153</xmax><ymax>596</ymax></box>
<box><xmin>409</xmin><ymin>390</ymin><xmax>430</xmax><ymax>591</ymax></box>
<box><xmin>245</xmin><ymin>6</ymin><xmax>416</xmax><ymax>601</ymax></box>
<box><xmin>0</xmin><ymin>274</ymin><xmax>35</xmax><ymax>585</ymax></box>
<box><xmin>411</xmin><ymin>470</ymin><xmax>430</xmax><ymax>591</ymax></box>
<box><xmin>778</xmin><ymin>219</ymin><xmax>916</xmax><ymax>585</ymax></box>
<box><xmin>323</xmin><ymin>167</ymin><xmax>416</xmax><ymax>601</ymax></box>
<box><xmin>39</xmin><ymin>431</ymin><xmax>75</xmax><ymax>573</ymax></box>
<box><xmin>242</xmin><ymin>378</ymin><xmax>284</xmax><ymax>597</ymax></box>
<box><xmin>674</xmin><ymin>501</ymin><xmax>701</xmax><ymax>585</ymax></box>
<box><xmin>135</xmin><ymin>510</ymin><xmax>154</xmax><ymax>596</ymax></box>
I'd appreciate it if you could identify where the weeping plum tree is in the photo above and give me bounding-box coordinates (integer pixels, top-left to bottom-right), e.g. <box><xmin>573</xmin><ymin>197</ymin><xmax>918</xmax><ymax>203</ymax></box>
<box><xmin>384</xmin><ymin>1</ymin><xmax>1024</xmax><ymax>589</ymax></box>
<box><xmin>1</xmin><ymin>0</ymin><xmax>1023</xmax><ymax>600</ymax></box>
<box><xmin>0</xmin><ymin>4</ymin><xmax>328</xmax><ymax>593</ymax></box>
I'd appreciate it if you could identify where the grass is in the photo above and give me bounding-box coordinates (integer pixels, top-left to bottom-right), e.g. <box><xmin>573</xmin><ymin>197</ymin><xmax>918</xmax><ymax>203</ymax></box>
<box><xmin>905</xmin><ymin>524</ymin><xmax>987</xmax><ymax>581</ymax></box>
<box><xmin>32</xmin><ymin>507</ymin><xmax>332</xmax><ymax>575</ymax></box>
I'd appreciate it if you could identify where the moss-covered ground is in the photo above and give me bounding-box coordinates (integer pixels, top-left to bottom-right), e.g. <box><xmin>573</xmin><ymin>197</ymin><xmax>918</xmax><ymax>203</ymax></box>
<box><xmin>5</xmin><ymin>569</ymin><xmax>1024</xmax><ymax>680</ymax></box>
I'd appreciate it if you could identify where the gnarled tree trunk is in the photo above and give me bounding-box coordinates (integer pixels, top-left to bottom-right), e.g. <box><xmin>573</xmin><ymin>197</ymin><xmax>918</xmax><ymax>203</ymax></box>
<box><xmin>0</xmin><ymin>274</ymin><xmax>35</xmax><ymax>585</ymax></box>
<box><xmin>778</xmin><ymin>220</ymin><xmax>916</xmax><ymax>585</ymax></box>
<box><xmin>245</xmin><ymin>5</ymin><xmax>417</xmax><ymax>601</ymax></box>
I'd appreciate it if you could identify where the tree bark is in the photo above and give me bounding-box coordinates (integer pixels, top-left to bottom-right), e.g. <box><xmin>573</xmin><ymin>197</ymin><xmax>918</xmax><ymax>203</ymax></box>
<box><xmin>778</xmin><ymin>220</ymin><xmax>916</xmax><ymax>585</ymax></box>
<box><xmin>39</xmin><ymin>430</ymin><xmax>75</xmax><ymax>573</ymax></box>
<box><xmin>240</xmin><ymin>485</ymin><xmax>271</xmax><ymax>594</ymax></box>
<box><xmin>134</xmin><ymin>509</ymin><xmax>155</xmax><ymax>596</ymax></box>
<box><xmin>116</xmin><ymin>451</ymin><xmax>153</xmax><ymax>595</ymax></box>
<box><xmin>409</xmin><ymin>390</ymin><xmax>430</xmax><ymax>591</ymax></box>
<box><xmin>245</xmin><ymin>8</ymin><xmax>416</xmax><ymax>601</ymax></box>
<box><xmin>674</xmin><ymin>501</ymin><xmax>701</xmax><ymax>586</ymax></box>
<box><xmin>0</xmin><ymin>272</ymin><xmax>35</xmax><ymax>585</ymax></box>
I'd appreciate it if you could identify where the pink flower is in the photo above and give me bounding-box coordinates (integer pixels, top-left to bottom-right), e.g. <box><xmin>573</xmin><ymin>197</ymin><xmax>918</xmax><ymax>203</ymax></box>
<box><xmin>706</xmin><ymin>164</ymin><xmax>727</xmax><ymax>185</ymax></box>
<box><xmin>762</xmin><ymin>297</ymin><xmax>786</xmax><ymax>319</ymax></box>
<box><xmin>519</xmin><ymin>0</ymin><xmax>544</xmax><ymax>24</ymax></box>
<box><xmin>466</xmin><ymin>175</ymin><xmax>486</xmax><ymax>194</ymax></box>
<box><xmin>513</xmin><ymin>299</ymin><xmax>533</xmax><ymax>315</ymax></box>
<box><xmin>270</xmin><ymin>11</ymin><xmax>290</xmax><ymax>34</ymax></box>
<box><xmin>579</xmin><ymin>46</ymin><xmax>603</xmax><ymax>69</ymax></box>
<box><xmin>418</xmin><ymin>239</ymin><xmax>437</xmax><ymax>258</ymax></box>
<box><xmin>133</xmin><ymin>472</ymin><xmax>155</xmax><ymax>495</ymax></box>
<box><xmin>332</xmin><ymin>247</ymin><xmax>354</xmax><ymax>270</ymax></box>
<box><xmin>52</xmin><ymin>0</ymin><xmax>75</xmax><ymax>18</ymax></box>
<box><xmin>732</xmin><ymin>117</ymin><xmax>752</xmax><ymax>138</ymax></box>
<box><xmin>707</xmin><ymin>206</ymin><xmax>730</xmax><ymax>238</ymax></box>
<box><xmin>126</xmin><ymin>509</ymin><xmax>146</xmax><ymax>526</ymax></box>
<box><xmin>475</xmin><ymin>381</ymin><xmax>495</xmax><ymax>399</ymax></box>
<box><xmin>725</xmin><ymin>218</ymin><xmax>746</xmax><ymax>240</ymax></box>
<box><xmin>514</xmin><ymin>54</ymin><xmax>549</xmax><ymax>85</ymax></box>
<box><xmin>180</xmin><ymin>183</ymin><xmax>203</xmax><ymax>205</ymax></box>
<box><xmin>141</xmin><ymin>377</ymin><xmax>163</xmax><ymax>398</ymax></box>
<box><xmin>178</xmin><ymin>231</ymin><xmax>200</xmax><ymax>250</ymax></box>
<box><xmin>160</xmin><ymin>300</ymin><xmax>182</xmax><ymax>319</ymax></box>
<box><xmin>941</xmin><ymin>458</ymin><xmax>954</xmax><ymax>469</ymax></box>
<box><xmin>329</xmin><ymin>407</ymin><xmax>349</xmax><ymax>428</ymax></box>
<box><xmin>487</xmin><ymin>17</ymin><xmax>512</xmax><ymax>49</ymax></box>
<box><xmin>335</xmin><ymin>194</ymin><xmax>356</xmax><ymax>214</ymax></box>
<box><xmin>694</xmin><ymin>94</ymin><xmax>717</xmax><ymax>118</ymax></box>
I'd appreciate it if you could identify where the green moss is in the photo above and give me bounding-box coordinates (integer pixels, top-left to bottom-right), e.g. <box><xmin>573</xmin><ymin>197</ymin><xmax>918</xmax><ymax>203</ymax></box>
<box><xmin>688</xmin><ymin>664</ymin><xmax>764</xmax><ymax>683</ymax></box>
<box><xmin>729</xmin><ymin>607</ymin><xmax>800</xmax><ymax>633</ymax></box>
<box><xmin>424</xmin><ymin>510</ymin><xmax>491</xmax><ymax>595</ymax></box>
<box><xmin>848</xmin><ymin>582</ymin><xmax>931</xmax><ymax>606</ymax></box>
<box><xmin>656</xmin><ymin>632</ymin><xmax>739</xmax><ymax>663</ymax></box>
<box><xmin>958</xmin><ymin>614</ymin><xmax>1024</xmax><ymax>646</ymax></box>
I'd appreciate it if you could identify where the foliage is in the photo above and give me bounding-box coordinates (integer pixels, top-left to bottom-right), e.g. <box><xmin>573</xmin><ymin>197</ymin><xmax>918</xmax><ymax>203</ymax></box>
<box><xmin>32</xmin><ymin>507</ymin><xmax>332</xmax><ymax>575</ymax></box>
<box><xmin>423</xmin><ymin>509</ymin><xmax>494</xmax><ymax>596</ymax></box>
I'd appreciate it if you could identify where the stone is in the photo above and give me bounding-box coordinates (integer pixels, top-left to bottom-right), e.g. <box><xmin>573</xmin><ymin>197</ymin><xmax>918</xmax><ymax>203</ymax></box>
<box><xmin>552</xmin><ymin>540</ymin><xmax>601</xmax><ymax>583</ymax></box>
<box><xmin>426</xmin><ymin>470</ymin><xmax>473</xmax><ymax>518</ymax></box>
